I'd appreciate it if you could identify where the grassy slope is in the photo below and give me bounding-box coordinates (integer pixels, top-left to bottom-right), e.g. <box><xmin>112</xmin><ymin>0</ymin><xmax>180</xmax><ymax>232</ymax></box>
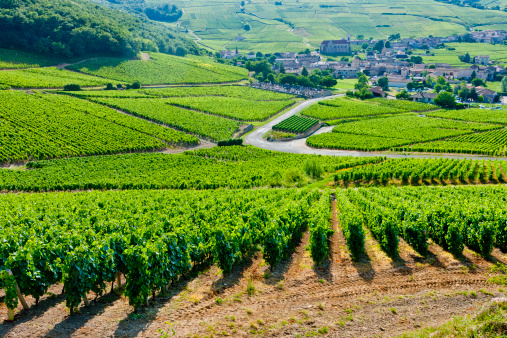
<box><xmin>415</xmin><ymin>43</ymin><xmax>507</xmax><ymax>68</ymax></box>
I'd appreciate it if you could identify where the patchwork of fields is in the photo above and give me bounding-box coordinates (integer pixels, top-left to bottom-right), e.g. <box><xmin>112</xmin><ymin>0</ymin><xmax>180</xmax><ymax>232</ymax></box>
<box><xmin>168</xmin><ymin>0</ymin><xmax>507</xmax><ymax>52</ymax></box>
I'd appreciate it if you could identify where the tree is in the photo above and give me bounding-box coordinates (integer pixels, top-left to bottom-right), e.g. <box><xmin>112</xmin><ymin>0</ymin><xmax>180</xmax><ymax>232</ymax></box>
<box><xmin>320</xmin><ymin>76</ymin><xmax>337</xmax><ymax>88</ymax></box>
<box><xmin>471</xmin><ymin>78</ymin><xmax>486</xmax><ymax>87</ymax></box>
<box><xmin>361</xmin><ymin>42</ymin><xmax>369</xmax><ymax>50</ymax></box>
<box><xmin>357</xmin><ymin>34</ymin><xmax>364</xmax><ymax>40</ymax></box>
<box><xmin>501</xmin><ymin>76</ymin><xmax>507</xmax><ymax>93</ymax></box>
<box><xmin>425</xmin><ymin>75</ymin><xmax>435</xmax><ymax>88</ymax></box>
<box><xmin>63</xmin><ymin>84</ymin><xmax>81</xmax><ymax>91</ymax></box>
<box><xmin>385</xmin><ymin>41</ymin><xmax>391</xmax><ymax>48</ymax></box>
<box><xmin>407</xmin><ymin>82</ymin><xmax>415</xmax><ymax>91</ymax></box>
<box><xmin>175</xmin><ymin>46</ymin><xmax>188</xmax><ymax>57</ymax></box>
<box><xmin>463</xmin><ymin>52</ymin><xmax>471</xmax><ymax>63</ymax></box>
<box><xmin>437</xmin><ymin>76</ymin><xmax>447</xmax><ymax>86</ymax></box>
<box><xmin>256</xmin><ymin>51</ymin><xmax>263</xmax><ymax>58</ymax></box>
<box><xmin>244</xmin><ymin>24</ymin><xmax>251</xmax><ymax>31</ymax></box>
<box><xmin>434</xmin><ymin>91</ymin><xmax>456</xmax><ymax>108</ymax></box>
<box><xmin>301</xmin><ymin>67</ymin><xmax>309</xmax><ymax>77</ymax></box>
<box><xmin>279</xmin><ymin>63</ymin><xmax>286</xmax><ymax>74</ymax></box>
<box><xmin>106</xmin><ymin>83</ymin><xmax>115</xmax><ymax>90</ymax></box>
<box><xmin>428</xmin><ymin>64</ymin><xmax>436</xmax><ymax>69</ymax></box>
<box><xmin>132</xmin><ymin>81</ymin><xmax>141</xmax><ymax>89</ymax></box>
<box><xmin>355</xmin><ymin>74</ymin><xmax>369</xmax><ymax>90</ymax></box>
<box><xmin>410</xmin><ymin>56</ymin><xmax>423</xmax><ymax>64</ymax></box>
<box><xmin>378</xmin><ymin>77</ymin><xmax>389</xmax><ymax>91</ymax></box>
<box><xmin>471</xmin><ymin>70</ymin><xmax>477</xmax><ymax>80</ymax></box>
<box><xmin>434</xmin><ymin>84</ymin><xmax>443</xmax><ymax>93</ymax></box>
<box><xmin>267</xmin><ymin>73</ymin><xmax>275</xmax><ymax>83</ymax></box>
<box><xmin>396</xmin><ymin>90</ymin><xmax>410</xmax><ymax>100</ymax></box>
<box><xmin>374</xmin><ymin>40</ymin><xmax>384</xmax><ymax>53</ymax></box>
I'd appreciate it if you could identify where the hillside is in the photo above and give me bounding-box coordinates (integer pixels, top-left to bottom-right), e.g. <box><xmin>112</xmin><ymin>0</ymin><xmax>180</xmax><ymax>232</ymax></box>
<box><xmin>171</xmin><ymin>0</ymin><xmax>507</xmax><ymax>52</ymax></box>
<box><xmin>0</xmin><ymin>0</ymin><xmax>199</xmax><ymax>58</ymax></box>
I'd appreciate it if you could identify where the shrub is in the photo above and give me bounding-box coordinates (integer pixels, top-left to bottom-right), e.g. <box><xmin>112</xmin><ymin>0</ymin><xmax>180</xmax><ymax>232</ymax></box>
<box><xmin>217</xmin><ymin>139</ymin><xmax>243</xmax><ymax>147</ymax></box>
<box><xmin>63</xmin><ymin>84</ymin><xmax>81</xmax><ymax>91</ymax></box>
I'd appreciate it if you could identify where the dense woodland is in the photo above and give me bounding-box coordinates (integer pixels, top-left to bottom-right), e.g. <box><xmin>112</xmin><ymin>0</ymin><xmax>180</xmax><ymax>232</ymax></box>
<box><xmin>0</xmin><ymin>0</ymin><xmax>198</xmax><ymax>58</ymax></box>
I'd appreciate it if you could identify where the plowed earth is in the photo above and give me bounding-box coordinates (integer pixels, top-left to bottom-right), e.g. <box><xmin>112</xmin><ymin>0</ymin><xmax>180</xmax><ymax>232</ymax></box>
<box><xmin>1</xmin><ymin>201</ymin><xmax>506</xmax><ymax>337</ymax></box>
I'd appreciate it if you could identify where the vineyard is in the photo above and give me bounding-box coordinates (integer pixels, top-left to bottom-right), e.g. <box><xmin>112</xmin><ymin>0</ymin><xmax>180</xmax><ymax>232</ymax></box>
<box><xmin>427</xmin><ymin>109</ymin><xmax>507</xmax><ymax>125</ymax></box>
<box><xmin>0</xmin><ymin>146</ymin><xmax>382</xmax><ymax>192</ymax></box>
<box><xmin>63</xmin><ymin>86</ymin><xmax>295</xmax><ymax>101</ymax></box>
<box><xmin>0</xmin><ymin>67</ymin><xmax>113</xmax><ymax>88</ymax></box>
<box><xmin>336</xmin><ymin>185</ymin><xmax>507</xmax><ymax>260</ymax></box>
<box><xmin>400</xmin><ymin>128</ymin><xmax>507</xmax><ymax>156</ymax></box>
<box><xmin>335</xmin><ymin>158</ymin><xmax>507</xmax><ymax>185</ymax></box>
<box><xmin>93</xmin><ymin>98</ymin><xmax>239</xmax><ymax>141</ymax></box>
<box><xmin>0</xmin><ymin>91</ymin><xmax>193</xmax><ymax>162</ymax></box>
<box><xmin>66</xmin><ymin>53</ymin><xmax>248</xmax><ymax>85</ymax></box>
<box><xmin>0</xmin><ymin>188</ymin><xmax>330</xmax><ymax>313</ymax></box>
<box><xmin>272</xmin><ymin>115</ymin><xmax>318</xmax><ymax>134</ymax></box>
<box><xmin>307</xmin><ymin>114</ymin><xmax>499</xmax><ymax>151</ymax></box>
<box><xmin>301</xmin><ymin>97</ymin><xmax>435</xmax><ymax>120</ymax></box>
<box><xmin>0</xmin><ymin>48</ymin><xmax>71</xmax><ymax>69</ymax></box>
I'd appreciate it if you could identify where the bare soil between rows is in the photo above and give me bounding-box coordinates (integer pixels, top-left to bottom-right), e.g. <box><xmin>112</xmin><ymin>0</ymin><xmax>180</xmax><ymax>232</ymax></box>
<box><xmin>1</xmin><ymin>201</ymin><xmax>506</xmax><ymax>337</ymax></box>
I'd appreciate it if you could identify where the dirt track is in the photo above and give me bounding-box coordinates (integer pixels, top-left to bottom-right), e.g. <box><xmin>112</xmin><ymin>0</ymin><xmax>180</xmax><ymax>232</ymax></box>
<box><xmin>1</xmin><ymin>201</ymin><xmax>506</xmax><ymax>337</ymax></box>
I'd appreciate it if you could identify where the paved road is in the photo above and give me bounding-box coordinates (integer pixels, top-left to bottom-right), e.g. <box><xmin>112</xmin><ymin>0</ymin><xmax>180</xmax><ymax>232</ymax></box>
<box><xmin>244</xmin><ymin>95</ymin><xmax>507</xmax><ymax>161</ymax></box>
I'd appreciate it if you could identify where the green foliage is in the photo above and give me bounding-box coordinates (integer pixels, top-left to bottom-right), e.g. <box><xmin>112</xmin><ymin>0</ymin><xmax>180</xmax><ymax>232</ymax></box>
<box><xmin>0</xmin><ymin>146</ymin><xmax>382</xmax><ymax>191</ymax></box>
<box><xmin>303</xmin><ymin>159</ymin><xmax>324</xmax><ymax>179</ymax></box>
<box><xmin>434</xmin><ymin>91</ymin><xmax>456</xmax><ymax>108</ymax></box>
<box><xmin>68</xmin><ymin>53</ymin><xmax>248</xmax><ymax>85</ymax></box>
<box><xmin>335</xmin><ymin>190</ymin><xmax>365</xmax><ymax>261</ymax></box>
<box><xmin>217</xmin><ymin>139</ymin><xmax>243</xmax><ymax>147</ymax></box>
<box><xmin>273</xmin><ymin>115</ymin><xmax>318</xmax><ymax>134</ymax></box>
<box><xmin>309</xmin><ymin>191</ymin><xmax>333</xmax><ymax>264</ymax></box>
<box><xmin>0</xmin><ymin>91</ymin><xmax>196</xmax><ymax>163</ymax></box>
<box><xmin>0</xmin><ymin>0</ymin><xmax>198</xmax><ymax>58</ymax></box>
<box><xmin>63</xmin><ymin>84</ymin><xmax>81</xmax><ymax>91</ymax></box>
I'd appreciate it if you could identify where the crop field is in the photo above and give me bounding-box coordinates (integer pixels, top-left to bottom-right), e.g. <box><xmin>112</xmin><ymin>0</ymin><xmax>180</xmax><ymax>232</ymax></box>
<box><xmin>340</xmin><ymin>185</ymin><xmax>507</xmax><ymax>259</ymax></box>
<box><xmin>335</xmin><ymin>158</ymin><xmax>507</xmax><ymax>185</ymax></box>
<box><xmin>168</xmin><ymin>0</ymin><xmax>507</xmax><ymax>53</ymax></box>
<box><xmin>61</xmin><ymin>85</ymin><xmax>296</xmax><ymax>101</ymax></box>
<box><xmin>0</xmin><ymin>48</ymin><xmax>72</xmax><ymax>69</ymax></box>
<box><xmin>400</xmin><ymin>128</ymin><xmax>507</xmax><ymax>156</ymax></box>
<box><xmin>415</xmin><ymin>43</ymin><xmax>507</xmax><ymax>67</ymax></box>
<box><xmin>307</xmin><ymin>114</ymin><xmax>498</xmax><ymax>151</ymax></box>
<box><xmin>163</xmin><ymin>96</ymin><xmax>296</xmax><ymax>121</ymax></box>
<box><xmin>0</xmin><ymin>146</ymin><xmax>381</xmax><ymax>192</ymax></box>
<box><xmin>426</xmin><ymin>109</ymin><xmax>507</xmax><ymax>125</ymax></box>
<box><xmin>273</xmin><ymin>115</ymin><xmax>318</xmax><ymax>134</ymax></box>
<box><xmin>66</xmin><ymin>53</ymin><xmax>248</xmax><ymax>85</ymax></box>
<box><xmin>0</xmin><ymin>67</ymin><xmax>114</xmax><ymax>88</ymax></box>
<box><xmin>301</xmin><ymin>97</ymin><xmax>435</xmax><ymax>120</ymax></box>
<box><xmin>93</xmin><ymin>97</ymin><xmax>239</xmax><ymax>141</ymax></box>
<box><xmin>0</xmin><ymin>92</ymin><xmax>199</xmax><ymax>162</ymax></box>
<box><xmin>0</xmin><ymin>188</ymin><xmax>330</xmax><ymax>312</ymax></box>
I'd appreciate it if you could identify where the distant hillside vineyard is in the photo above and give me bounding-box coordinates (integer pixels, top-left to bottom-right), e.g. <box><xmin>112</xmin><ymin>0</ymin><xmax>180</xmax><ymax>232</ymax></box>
<box><xmin>0</xmin><ymin>0</ymin><xmax>199</xmax><ymax>58</ymax></box>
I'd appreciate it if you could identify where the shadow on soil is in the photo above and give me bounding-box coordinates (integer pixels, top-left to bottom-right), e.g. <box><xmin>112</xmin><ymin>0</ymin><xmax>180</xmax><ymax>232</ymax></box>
<box><xmin>352</xmin><ymin>255</ymin><xmax>376</xmax><ymax>283</ymax></box>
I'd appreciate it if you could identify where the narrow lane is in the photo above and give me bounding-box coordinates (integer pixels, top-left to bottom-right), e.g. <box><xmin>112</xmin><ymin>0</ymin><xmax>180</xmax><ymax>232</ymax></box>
<box><xmin>245</xmin><ymin>95</ymin><xmax>507</xmax><ymax>161</ymax></box>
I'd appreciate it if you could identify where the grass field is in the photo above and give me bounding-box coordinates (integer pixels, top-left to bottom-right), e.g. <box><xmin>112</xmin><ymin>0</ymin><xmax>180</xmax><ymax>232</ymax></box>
<box><xmin>167</xmin><ymin>0</ymin><xmax>507</xmax><ymax>53</ymax></box>
<box><xmin>0</xmin><ymin>48</ymin><xmax>76</xmax><ymax>69</ymax></box>
<box><xmin>415</xmin><ymin>43</ymin><xmax>507</xmax><ymax>67</ymax></box>
<box><xmin>66</xmin><ymin>53</ymin><xmax>248</xmax><ymax>85</ymax></box>
<box><xmin>0</xmin><ymin>68</ymin><xmax>114</xmax><ymax>88</ymax></box>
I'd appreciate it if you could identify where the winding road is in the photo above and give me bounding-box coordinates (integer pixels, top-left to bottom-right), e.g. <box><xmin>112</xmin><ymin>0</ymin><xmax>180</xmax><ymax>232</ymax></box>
<box><xmin>244</xmin><ymin>95</ymin><xmax>507</xmax><ymax>161</ymax></box>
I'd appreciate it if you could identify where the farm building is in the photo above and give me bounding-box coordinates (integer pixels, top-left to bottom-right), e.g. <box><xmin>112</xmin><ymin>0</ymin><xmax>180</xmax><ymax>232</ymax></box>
<box><xmin>411</xmin><ymin>92</ymin><xmax>437</xmax><ymax>103</ymax></box>
<box><xmin>320</xmin><ymin>39</ymin><xmax>351</xmax><ymax>54</ymax></box>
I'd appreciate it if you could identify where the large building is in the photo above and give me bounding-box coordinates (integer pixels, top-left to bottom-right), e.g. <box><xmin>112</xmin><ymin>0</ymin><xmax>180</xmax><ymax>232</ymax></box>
<box><xmin>320</xmin><ymin>39</ymin><xmax>351</xmax><ymax>54</ymax></box>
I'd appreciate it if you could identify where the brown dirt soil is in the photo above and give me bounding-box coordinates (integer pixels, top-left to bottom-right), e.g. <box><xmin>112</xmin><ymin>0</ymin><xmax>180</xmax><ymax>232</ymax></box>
<box><xmin>1</xmin><ymin>201</ymin><xmax>506</xmax><ymax>337</ymax></box>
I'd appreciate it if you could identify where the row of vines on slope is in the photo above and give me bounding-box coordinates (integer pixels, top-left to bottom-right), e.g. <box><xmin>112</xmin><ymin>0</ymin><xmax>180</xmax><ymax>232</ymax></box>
<box><xmin>0</xmin><ymin>188</ymin><xmax>331</xmax><ymax>313</ymax></box>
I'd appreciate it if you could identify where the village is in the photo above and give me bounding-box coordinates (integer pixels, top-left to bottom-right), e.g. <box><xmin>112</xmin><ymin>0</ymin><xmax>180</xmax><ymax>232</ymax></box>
<box><xmin>224</xmin><ymin>30</ymin><xmax>507</xmax><ymax>103</ymax></box>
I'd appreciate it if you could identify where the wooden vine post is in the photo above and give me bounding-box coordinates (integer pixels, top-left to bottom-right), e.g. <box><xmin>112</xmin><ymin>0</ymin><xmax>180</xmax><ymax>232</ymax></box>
<box><xmin>6</xmin><ymin>270</ymin><xmax>29</xmax><ymax>320</ymax></box>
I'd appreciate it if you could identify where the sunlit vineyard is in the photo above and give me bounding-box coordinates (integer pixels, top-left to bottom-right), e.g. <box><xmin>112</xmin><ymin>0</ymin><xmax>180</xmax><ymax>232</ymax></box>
<box><xmin>307</xmin><ymin>114</ymin><xmax>499</xmax><ymax>151</ymax></box>
<box><xmin>338</xmin><ymin>186</ymin><xmax>507</xmax><ymax>259</ymax></box>
<box><xmin>426</xmin><ymin>109</ymin><xmax>507</xmax><ymax>125</ymax></box>
<box><xmin>0</xmin><ymin>188</ymin><xmax>329</xmax><ymax>312</ymax></box>
<box><xmin>301</xmin><ymin>97</ymin><xmax>435</xmax><ymax>120</ymax></box>
<box><xmin>273</xmin><ymin>115</ymin><xmax>318</xmax><ymax>134</ymax></box>
<box><xmin>0</xmin><ymin>91</ymin><xmax>186</xmax><ymax>162</ymax></box>
<box><xmin>66</xmin><ymin>53</ymin><xmax>248</xmax><ymax>85</ymax></box>
<box><xmin>0</xmin><ymin>147</ymin><xmax>382</xmax><ymax>192</ymax></box>
<box><xmin>335</xmin><ymin>158</ymin><xmax>506</xmax><ymax>185</ymax></box>
<box><xmin>0</xmin><ymin>67</ymin><xmax>113</xmax><ymax>88</ymax></box>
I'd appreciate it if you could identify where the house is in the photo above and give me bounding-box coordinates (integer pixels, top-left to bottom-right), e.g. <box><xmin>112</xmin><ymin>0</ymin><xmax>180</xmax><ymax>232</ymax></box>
<box><xmin>246</xmin><ymin>52</ymin><xmax>256</xmax><ymax>59</ymax></box>
<box><xmin>333</xmin><ymin>67</ymin><xmax>360</xmax><ymax>78</ymax></box>
<box><xmin>297</xmin><ymin>54</ymin><xmax>320</xmax><ymax>65</ymax></box>
<box><xmin>369</xmin><ymin>86</ymin><xmax>387</xmax><ymax>97</ymax></box>
<box><xmin>386</xmin><ymin>76</ymin><xmax>412</xmax><ymax>88</ymax></box>
<box><xmin>475</xmin><ymin>55</ymin><xmax>490</xmax><ymax>66</ymax></box>
<box><xmin>366</xmin><ymin>51</ymin><xmax>376</xmax><ymax>62</ymax></box>
<box><xmin>475</xmin><ymin>86</ymin><xmax>499</xmax><ymax>103</ymax></box>
<box><xmin>320</xmin><ymin>39</ymin><xmax>351</xmax><ymax>54</ymax></box>
<box><xmin>220</xmin><ymin>51</ymin><xmax>240</xmax><ymax>59</ymax></box>
<box><xmin>411</xmin><ymin>92</ymin><xmax>437</xmax><ymax>103</ymax></box>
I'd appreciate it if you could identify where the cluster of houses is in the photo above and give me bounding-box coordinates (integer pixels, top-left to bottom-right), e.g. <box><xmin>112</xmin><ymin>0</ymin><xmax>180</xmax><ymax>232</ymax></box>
<box><xmin>249</xmin><ymin>82</ymin><xmax>332</xmax><ymax>99</ymax></box>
